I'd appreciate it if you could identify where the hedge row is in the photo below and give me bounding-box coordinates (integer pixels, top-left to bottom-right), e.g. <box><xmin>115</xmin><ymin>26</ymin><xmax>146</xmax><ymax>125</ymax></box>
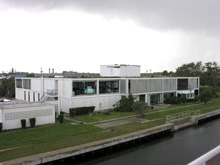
<box><xmin>69</xmin><ymin>106</ymin><xmax>95</xmax><ymax>117</ymax></box>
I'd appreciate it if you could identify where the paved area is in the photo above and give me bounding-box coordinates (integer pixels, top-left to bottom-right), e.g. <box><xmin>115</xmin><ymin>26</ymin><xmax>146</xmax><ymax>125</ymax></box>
<box><xmin>94</xmin><ymin>117</ymin><xmax>148</xmax><ymax>128</ymax></box>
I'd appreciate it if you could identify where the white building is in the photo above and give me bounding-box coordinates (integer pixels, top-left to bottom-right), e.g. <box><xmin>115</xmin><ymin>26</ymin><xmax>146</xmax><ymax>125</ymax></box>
<box><xmin>15</xmin><ymin>76</ymin><xmax>199</xmax><ymax>113</ymax></box>
<box><xmin>100</xmin><ymin>64</ymin><xmax>141</xmax><ymax>77</ymax></box>
<box><xmin>0</xmin><ymin>102</ymin><xmax>55</xmax><ymax>130</ymax></box>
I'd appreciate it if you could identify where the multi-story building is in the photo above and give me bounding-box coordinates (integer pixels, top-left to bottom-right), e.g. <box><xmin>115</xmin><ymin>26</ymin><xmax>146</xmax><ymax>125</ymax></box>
<box><xmin>15</xmin><ymin>65</ymin><xmax>199</xmax><ymax>113</ymax></box>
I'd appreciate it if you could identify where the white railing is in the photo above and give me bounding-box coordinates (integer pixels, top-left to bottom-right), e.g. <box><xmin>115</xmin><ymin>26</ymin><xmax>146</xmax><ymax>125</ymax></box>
<box><xmin>166</xmin><ymin>110</ymin><xmax>200</xmax><ymax>124</ymax></box>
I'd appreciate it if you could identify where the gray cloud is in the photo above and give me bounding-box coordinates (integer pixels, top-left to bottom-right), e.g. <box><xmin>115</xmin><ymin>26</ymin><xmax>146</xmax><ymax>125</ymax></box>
<box><xmin>2</xmin><ymin>0</ymin><xmax>220</xmax><ymax>34</ymax></box>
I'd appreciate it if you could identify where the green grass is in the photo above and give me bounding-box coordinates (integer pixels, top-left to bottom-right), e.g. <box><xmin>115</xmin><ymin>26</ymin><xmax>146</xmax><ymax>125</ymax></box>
<box><xmin>1</xmin><ymin>95</ymin><xmax>220</xmax><ymax>162</ymax></box>
<box><xmin>0</xmin><ymin>119</ymin><xmax>165</xmax><ymax>162</ymax></box>
<box><xmin>73</xmin><ymin>111</ymin><xmax>136</xmax><ymax>123</ymax></box>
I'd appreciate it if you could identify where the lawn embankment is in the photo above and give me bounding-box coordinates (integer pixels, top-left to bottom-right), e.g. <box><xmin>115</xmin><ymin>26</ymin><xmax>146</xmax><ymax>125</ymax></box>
<box><xmin>1</xmin><ymin>96</ymin><xmax>220</xmax><ymax>162</ymax></box>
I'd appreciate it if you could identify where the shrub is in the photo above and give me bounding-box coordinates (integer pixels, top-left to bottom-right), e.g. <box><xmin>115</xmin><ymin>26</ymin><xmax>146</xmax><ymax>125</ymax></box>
<box><xmin>20</xmin><ymin>119</ymin><xmax>26</xmax><ymax>129</ymax></box>
<box><xmin>69</xmin><ymin>106</ymin><xmax>95</xmax><ymax>117</ymax></box>
<box><xmin>199</xmin><ymin>88</ymin><xmax>213</xmax><ymax>104</ymax></box>
<box><xmin>29</xmin><ymin>118</ymin><xmax>36</xmax><ymax>128</ymax></box>
<box><xmin>132</xmin><ymin>101</ymin><xmax>149</xmax><ymax>117</ymax></box>
<box><xmin>59</xmin><ymin>114</ymin><xmax>64</xmax><ymax>123</ymax></box>
<box><xmin>113</xmin><ymin>94</ymin><xmax>135</xmax><ymax>112</ymax></box>
<box><xmin>0</xmin><ymin>123</ymin><xmax>2</xmax><ymax>132</ymax></box>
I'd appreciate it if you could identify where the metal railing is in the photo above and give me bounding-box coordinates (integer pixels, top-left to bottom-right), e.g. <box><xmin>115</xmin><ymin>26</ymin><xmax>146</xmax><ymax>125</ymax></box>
<box><xmin>166</xmin><ymin>110</ymin><xmax>201</xmax><ymax>124</ymax></box>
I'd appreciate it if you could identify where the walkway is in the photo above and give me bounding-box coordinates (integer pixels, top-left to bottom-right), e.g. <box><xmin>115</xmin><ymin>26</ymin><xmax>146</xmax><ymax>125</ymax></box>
<box><xmin>64</xmin><ymin>103</ymin><xmax>204</xmax><ymax>128</ymax></box>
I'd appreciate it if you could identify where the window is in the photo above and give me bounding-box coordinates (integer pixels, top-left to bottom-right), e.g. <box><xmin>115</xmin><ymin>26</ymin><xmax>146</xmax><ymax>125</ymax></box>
<box><xmin>73</xmin><ymin>81</ymin><xmax>96</xmax><ymax>96</ymax></box>
<box><xmin>24</xmin><ymin>91</ymin><xmax>26</xmax><ymax>100</ymax></box>
<box><xmin>38</xmin><ymin>93</ymin><xmax>40</xmax><ymax>101</ymax></box>
<box><xmin>23</xmin><ymin>79</ymin><xmax>31</xmax><ymax>89</ymax></box>
<box><xmin>33</xmin><ymin>93</ymin><xmax>35</xmax><ymax>102</ymax></box>
<box><xmin>99</xmin><ymin>80</ymin><xmax>119</xmax><ymax>94</ymax></box>
<box><xmin>28</xmin><ymin>92</ymin><xmax>30</xmax><ymax>101</ymax></box>
<box><xmin>177</xmin><ymin>79</ymin><xmax>188</xmax><ymax>90</ymax></box>
<box><xmin>16</xmin><ymin>79</ymin><xmax>22</xmax><ymax>88</ymax></box>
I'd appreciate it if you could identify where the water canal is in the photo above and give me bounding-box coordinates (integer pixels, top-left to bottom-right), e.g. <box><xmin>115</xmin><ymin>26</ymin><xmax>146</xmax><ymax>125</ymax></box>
<box><xmin>50</xmin><ymin>118</ymin><xmax>220</xmax><ymax>165</ymax></box>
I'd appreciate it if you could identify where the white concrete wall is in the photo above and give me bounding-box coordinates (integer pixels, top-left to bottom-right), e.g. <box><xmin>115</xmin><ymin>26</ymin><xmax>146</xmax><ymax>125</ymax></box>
<box><xmin>60</xmin><ymin>94</ymin><xmax>121</xmax><ymax>113</ymax></box>
<box><xmin>120</xmin><ymin>65</ymin><xmax>140</xmax><ymax>77</ymax></box>
<box><xmin>100</xmin><ymin>65</ymin><xmax>120</xmax><ymax>77</ymax></box>
<box><xmin>1</xmin><ymin>104</ymin><xmax>55</xmax><ymax>130</ymax></box>
<box><xmin>31</xmin><ymin>78</ymin><xmax>41</xmax><ymax>91</ymax></box>
<box><xmin>58</xmin><ymin>79</ymin><xmax>72</xmax><ymax>98</ymax></box>
<box><xmin>100</xmin><ymin>65</ymin><xmax>140</xmax><ymax>77</ymax></box>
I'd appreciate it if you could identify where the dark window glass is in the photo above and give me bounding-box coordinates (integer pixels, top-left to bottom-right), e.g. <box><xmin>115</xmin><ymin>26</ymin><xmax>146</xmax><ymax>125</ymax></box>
<box><xmin>177</xmin><ymin>79</ymin><xmax>188</xmax><ymax>90</ymax></box>
<box><xmin>99</xmin><ymin>81</ymin><xmax>119</xmax><ymax>94</ymax></box>
<box><xmin>73</xmin><ymin>81</ymin><xmax>96</xmax><ymax>96</ymax></box>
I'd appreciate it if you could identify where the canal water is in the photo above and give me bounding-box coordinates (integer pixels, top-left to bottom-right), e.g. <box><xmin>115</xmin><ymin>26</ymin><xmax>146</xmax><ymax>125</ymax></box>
<box><xmin>84</xmin><ymin>118</ymin><xmax>220</xmax><ymax>165</ymax></box>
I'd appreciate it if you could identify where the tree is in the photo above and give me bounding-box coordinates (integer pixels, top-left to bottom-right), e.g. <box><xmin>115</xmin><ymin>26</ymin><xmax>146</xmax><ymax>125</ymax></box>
<box><xmin>0</xmin><ymin>77</ymin><xmax>15</xmax><ymax>98</ymax></box>
<box><xmin>176</xmin><ymin>61</ymin><xmax>205</xmax><ymax>77</ymax></box>
<box><xmin>202</xmin><ymin>62</ymin><xmax>219</xmax><ymax>86</ymax></box>
<box><xmin>162</xmin><ymin>70</ymin><xmax>168</xmax><ymax>77</ymax></box>
<box><xmin>113</xmin><ymin>94</ymin><xmax>135</xmax><ymax>112</ymax></box>
<box><xmin>199</xmin><ymin>89</ymin><xmax>213</xmax><ymax>104</ymax></box>
<box><xmin>132</xmin><ymin>101</ymin><xmax>149</xmax><ymax>117</ymax></box>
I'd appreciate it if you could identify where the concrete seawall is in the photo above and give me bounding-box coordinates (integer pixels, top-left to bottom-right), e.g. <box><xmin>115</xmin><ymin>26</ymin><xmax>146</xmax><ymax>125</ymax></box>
<box><xmin>2</xmin><ymin>110</ymin><xmax>220</xmax><ymax>165</ymax></box>
<box><xmin>174</xmin><ymin>109</ymin><xmax>220</xmax><ymax>131</ymax></box>
<box><xmin>2</xmin><ymin>123</ymin><xmax>174</xmax><ymax>165</ymax></box>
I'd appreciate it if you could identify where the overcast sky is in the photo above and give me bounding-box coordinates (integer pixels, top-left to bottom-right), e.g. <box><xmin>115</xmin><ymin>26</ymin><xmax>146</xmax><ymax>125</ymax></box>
<box><xmin>0</xmin><ymin>0</ymin><xmax>220</xmax><ymax>74</ymax></box>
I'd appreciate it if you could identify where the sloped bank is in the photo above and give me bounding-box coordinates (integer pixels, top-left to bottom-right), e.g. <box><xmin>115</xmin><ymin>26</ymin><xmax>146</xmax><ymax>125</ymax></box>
<box><xmin>2</xmin><ymin>123</ymin><xmax>174</xmax><ymax>165</ymax></box>
<box><xmin>2</xmin><ymin>110</ymin><xmax>220</xmax><ymax>165</ymax></box>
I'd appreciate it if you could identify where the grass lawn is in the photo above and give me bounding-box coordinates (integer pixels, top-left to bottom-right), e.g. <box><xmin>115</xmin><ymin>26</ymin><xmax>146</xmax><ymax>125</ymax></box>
<box><xmin>0</xmin><ymin>118</ymin><xmax>163</xmax><ymax>162</ymax></box>
<box><xmin>1</xmin><ymin>96</ymin><xmax>220</xmax><ymax>162</ymax></box>
<box><xmin>72</xmin><ymin>111</ymin><xmax>136</xmax><ymax>123</ymax></box>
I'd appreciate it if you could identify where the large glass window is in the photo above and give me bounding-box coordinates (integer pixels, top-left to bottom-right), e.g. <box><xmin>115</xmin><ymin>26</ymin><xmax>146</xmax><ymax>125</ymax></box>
<box><xmin>23</xmin><ymin>79</ymin><xmax>31</xmax><ymax>89</ymax></box>
<box><xmin>177</xmin><ymin>79</ymin><xmax>188</xmax><ymax>90</ymax></box>
<box><xmin>99</xmin><ymin>80</ymin><xmax>119</xmax><ymax>94</ymax></box>
<box><xmin>73</xmin><ymin>81</ymin><xmax>96</xmax><ymax>96</ymax></box>
<box><xmin>16</xmin><ymin>79</ymin><xmax>22</xmax><ymax>88</ymax></box>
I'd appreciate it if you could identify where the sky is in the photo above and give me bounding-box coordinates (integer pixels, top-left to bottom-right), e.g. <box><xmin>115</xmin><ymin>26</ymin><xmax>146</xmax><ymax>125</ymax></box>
<box><xmin>0</xmin><ymin>0</ymin><xmax>220</xmax><ymax>74</ymax></box>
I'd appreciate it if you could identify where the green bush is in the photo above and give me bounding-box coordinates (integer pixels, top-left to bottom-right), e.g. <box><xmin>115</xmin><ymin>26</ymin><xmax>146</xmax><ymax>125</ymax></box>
<box><xmin>59</xmin><ymin>114</ymin><xmax>64</xmax><ymax>123</ymax></box>
<box><xmin>0</xmin><ymin>123</ymin><xmax>2</xmax><ymax>132</ymax></box>
<box><xmin>20</xmin><ymin>119</ymin><xmax>26</xmax><ymax>129</ymax></box>
<box><xmin>69</xmin><ymin>106</ymin><xmax>95</xmax><ymax>117</ymax></box>
<box><xmin>113</xmin><ymin>94</ymin><xmax>135</xmax><ymax>112</ymax></box>
<box><xmin>29</xmin><ymin>118</ymin><xmax>36</xmax><ymax>128</ymax></box>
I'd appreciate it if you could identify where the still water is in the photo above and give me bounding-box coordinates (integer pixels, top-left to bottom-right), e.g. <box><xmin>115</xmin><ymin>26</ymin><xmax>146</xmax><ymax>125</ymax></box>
<box><xmin>88</xmin><ymin>118</ymin><xmax>220</xmax><ymax>165</ymax></box>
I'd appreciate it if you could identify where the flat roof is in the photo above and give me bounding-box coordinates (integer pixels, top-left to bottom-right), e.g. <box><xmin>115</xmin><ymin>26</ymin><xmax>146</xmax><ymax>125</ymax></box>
<box><xmin>0</xmin><ymin>102</ymin><xmax>53</xmax><ymax>110</ymax></box>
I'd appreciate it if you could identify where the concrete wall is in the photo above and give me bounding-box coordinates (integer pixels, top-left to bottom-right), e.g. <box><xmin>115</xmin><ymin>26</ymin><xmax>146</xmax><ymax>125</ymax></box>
<box><xmin>130</xmin><ymin>78</ymin><xmax>177</xmax><ymax>94</ymax></box>
<box><xmin>60</xmin><ymin>94</ymin><xmax>122</xmax><ymax>112</ymax></box>
<box><xmin>100</xmin><ymin>65</ymin><xmax>140</xmax><ymax>77</ymax></box>
<box><xmin>100</xmin><ymin>65</ymin><xmax>120</xmax><ymax>77</ymax></box>
<box><xmin>120</xmin><ymin>65</ymin><xmax>140</xmax><ymax>77</ymax></box>
<box><xmin>0</xmin><ymin>103</ymin><xmax>55</xmax><ymax>130</ymax></box>
<box><xmin>15</xmin><ymin>78</ymin><xmax>58</xmax><ymax>102</ymax></box>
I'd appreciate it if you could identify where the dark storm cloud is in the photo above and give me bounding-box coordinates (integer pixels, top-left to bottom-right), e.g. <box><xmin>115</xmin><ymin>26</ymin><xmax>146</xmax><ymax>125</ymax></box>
<box><xmin>2</xmin><ymin>0</ymin><xmax>220</xmax><ymax>34</ymax></box>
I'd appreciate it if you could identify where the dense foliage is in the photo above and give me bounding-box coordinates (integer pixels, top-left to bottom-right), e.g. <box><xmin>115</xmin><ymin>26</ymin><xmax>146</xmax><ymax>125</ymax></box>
<box><xmin>113</xmin><ymin>94</ymin><xmax>135</xmax><ymax>112</ymax></box>
<box><xmin>199</xmin><ymin>88</ymin><xmax>213</xmax><ymax>104</ymax></box>
<box><xmin>132</xmin><ymin>101</ymin><xmax>149</xmax><ymax>117</ymax></box>
<box><xmin>20</xmin><ymin>119</ymin><xmax>26</xmax><ymax>129</ymax></box>
<box><xmin>176</xmin><ymin>61</ymin><xmax>220</xmax><ymax>86</ymax></box>
<box><xmin>69</xmin><ymin>106</ymin><xmax>95</xmax><ymax>117</ymax></box>
<box><xmin>0</xmin><ymin>77</ymin><xmax>15</xmax><ymax>98</ymax></box>
<box><xmin>29</xmin><ymin>118</ymin><xmax>36</xmax><ymax>128</ymax></box>
<box><xmin>164</xmin><ymin>94</ymin><xmax>187</xmax><ymax>104</ymax></box>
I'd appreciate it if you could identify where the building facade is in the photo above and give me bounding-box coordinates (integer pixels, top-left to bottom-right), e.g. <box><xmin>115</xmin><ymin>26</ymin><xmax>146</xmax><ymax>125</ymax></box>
<box><xmin>15</xmin><ymin>77</ymin><xmax>199</xmax><ymax>113</ymax></box>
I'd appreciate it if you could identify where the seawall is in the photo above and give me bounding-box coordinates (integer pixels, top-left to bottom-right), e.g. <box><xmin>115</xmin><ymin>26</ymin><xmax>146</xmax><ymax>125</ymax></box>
<box><xmin>2</xmin><ymin>110</ymin><xmax>220</xmax><ymax>165</ymax></box>
<box><xmin>2</xmin><ymin>123</ymin><xmax>174</xmax><ymax>165</ymax></box>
